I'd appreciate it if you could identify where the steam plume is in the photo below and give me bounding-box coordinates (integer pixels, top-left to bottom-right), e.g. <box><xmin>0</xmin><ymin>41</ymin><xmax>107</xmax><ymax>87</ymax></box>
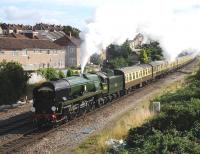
<box><xmin>80</xmin><ymin>0</ymin><xmax>200</xmax><ymax>73</ymax></box>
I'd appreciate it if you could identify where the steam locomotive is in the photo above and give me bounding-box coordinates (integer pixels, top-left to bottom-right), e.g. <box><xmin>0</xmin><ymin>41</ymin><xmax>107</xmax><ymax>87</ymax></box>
<box><xmin>31</xmin><ymin>55</ymin><xmax>193</xmax><ymax>126</ymax></box>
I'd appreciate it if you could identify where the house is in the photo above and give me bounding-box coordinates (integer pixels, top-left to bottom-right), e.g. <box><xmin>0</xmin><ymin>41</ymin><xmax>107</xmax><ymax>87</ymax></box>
<box><xmin>99</xmin><ymin>49</ymin><xmax>106</xmax><ymax>62</ymax></box>
<box><xmin>0</xmin><ymin>37</ymin><xmax>65</xmax><ymax>70</ymax></box>
<box><xmin>0</xmin><ymin>26</ymin><xmax>2</xmax><ymax>35</ymax></box>
<box><xmin>129</xmin><ymin>33</ymin><xmax>144</xmax><ymax>51</ymax></box>
<box><xmin>54</xmin><ymin>35</ymin><xmax>81</xmax><ymax>67</ymax></box>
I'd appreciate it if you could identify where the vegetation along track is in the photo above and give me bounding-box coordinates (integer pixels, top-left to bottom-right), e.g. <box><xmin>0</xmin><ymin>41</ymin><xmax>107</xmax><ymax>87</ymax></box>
<box><xmin>0</xmin><ymin>60</ymin><xmax>197</xmax><ymax>154</ymax></box>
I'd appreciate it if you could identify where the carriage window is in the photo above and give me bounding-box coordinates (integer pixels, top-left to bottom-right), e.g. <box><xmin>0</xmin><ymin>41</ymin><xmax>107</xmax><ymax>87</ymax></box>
<box><xmin>133</xmin><ymin>73</ymin><xmax>135</xmax><ymax>79</ymax></box>
<box><xmin>143</xmin><ymin>70</ymin><xmax>145</xmax><ymax>76</ymax></box>
<box><xmin>140</xmin><ymin>71</ymin><xmax>142</xmax><ymax>77</ymax></box>
<box><xmin>136</xmin><ymin>72</ymin><xmax>138</xmax><ymax>78</ymax></box>
<box><xmin>126</xmin><ymin>75</ymin><xmax>128</xmax><ymax>81</ymax></box>
<box><xmin>129</xmin><ymin>74</ymin><xmax>132</xmax><ymax>80</ymax></box>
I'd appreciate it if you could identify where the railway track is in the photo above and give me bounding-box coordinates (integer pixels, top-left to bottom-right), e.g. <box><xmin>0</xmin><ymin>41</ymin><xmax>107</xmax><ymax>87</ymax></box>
<box><xmin>0</xmin><ymin>112</ymin><xmax>32</xmax><ymax>136</ymax></box>
<box><xmin>0</xmin><ymin>60</ymin><xmax>196</xmax><ymax>154</ymax></box>
<box><xmin>0</xmin><ymin>83</ymin><xmax>150</xmax><ymax>154</ymax></box>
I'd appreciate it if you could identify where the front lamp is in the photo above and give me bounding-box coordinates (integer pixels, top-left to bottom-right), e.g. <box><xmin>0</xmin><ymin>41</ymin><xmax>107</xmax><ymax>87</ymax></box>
<box><xmin>31</xmin><ymin>107</ymin><xmax>36</xmax><ymax>112</ymax></box>
<box><xmin>51</xmin><ymin>106</ymin><xmax>56</xmax><ymax>112</ymax></box>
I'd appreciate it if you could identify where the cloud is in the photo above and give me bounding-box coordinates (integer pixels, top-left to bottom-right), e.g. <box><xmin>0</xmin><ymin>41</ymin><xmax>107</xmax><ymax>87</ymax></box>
<box><xmin>80</xmin><ymin>0</ymin><xmax>200</xmax><ymax>72</ymax></box>
<box><xmin>4</xmin><ymin>6</ymin><xmax>41</xmax><ymax>22</ymax></box>
<box><xmin>1</xmin><ymin>0</ymin><xmax>103</xmax><ymax>7</ymax></box>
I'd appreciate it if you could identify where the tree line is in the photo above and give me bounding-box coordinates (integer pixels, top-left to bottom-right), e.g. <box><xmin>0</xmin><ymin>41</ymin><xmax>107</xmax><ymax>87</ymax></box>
<box><xmin>90</xmin><ymin>39</ymin><xmax>164</xmax><ymax>69</ymax></box>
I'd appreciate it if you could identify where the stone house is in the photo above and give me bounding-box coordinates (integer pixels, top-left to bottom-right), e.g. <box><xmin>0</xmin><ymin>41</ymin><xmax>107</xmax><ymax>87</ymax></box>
<box><xmin>0</xmin><ymin>26</ymin><xmax>2</xmax><ymax>35</ymax></box>
<box><xmin>129</xmin><ymin>33</ymin><xmax>144</xmax><ymax>51</ymax></box>
<box><xmin>0</xmin><ymin>38</ymin><xmax>65</xmax><ymax>70</ymax></box>
<box><xmin>54</xmin><ymin>35</ymin><xmax>81</xmax><ymax>67</ymax></box>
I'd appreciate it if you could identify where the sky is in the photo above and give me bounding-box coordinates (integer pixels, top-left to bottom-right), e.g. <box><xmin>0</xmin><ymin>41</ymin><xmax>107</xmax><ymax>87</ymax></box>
<box><xmin>0</xmin><ymin>0</ymin><xmax>105</xmax><ymax>28</ymax></box>
<box><xmin>1</xmin><ymin>0</ymin><xmax>200</xmax><ymax>72</ymax></box>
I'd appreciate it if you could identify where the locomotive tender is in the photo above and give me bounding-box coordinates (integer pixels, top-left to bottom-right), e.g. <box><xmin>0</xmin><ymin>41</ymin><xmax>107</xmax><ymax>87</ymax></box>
<box><xmin>31</xmin><ymin>55</ymin><xmax>193</xmax><ymax>126</ymax></box>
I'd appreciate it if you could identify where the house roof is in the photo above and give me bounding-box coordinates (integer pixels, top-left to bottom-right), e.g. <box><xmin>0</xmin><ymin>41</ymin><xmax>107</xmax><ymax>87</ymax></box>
<box><xmin>0</xmin><ymin>37</ymin><xmax>64</xmax><ymax>50</ymax></box>
<box><xmin>9</xmin><ymin>33</ymin><xmax>29</xmax><ymax>39</ymax></box>
<box><xmin>54</xmin><ymin>35</ymin><xmax>81</xmax><ymax>47</ymax></box>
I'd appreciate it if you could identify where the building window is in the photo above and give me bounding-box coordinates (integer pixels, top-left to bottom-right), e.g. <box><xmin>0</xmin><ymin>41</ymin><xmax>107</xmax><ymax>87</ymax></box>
<box><xmin>22</xmin><ymin>50</ymin><xmax>28</xmax><ymax>56</ymax></box>
<box><xmin>12</xmin><ymin>50</ymin><xmax>18</xmax><ymax>56</ymax></box>
<box><xmin>0</xmin><ymin>51</ymin><xmax>5</xmax><ymax>55</ymax></box>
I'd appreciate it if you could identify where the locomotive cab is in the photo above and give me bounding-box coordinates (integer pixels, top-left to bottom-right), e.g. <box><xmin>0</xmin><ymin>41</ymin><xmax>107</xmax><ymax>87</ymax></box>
<box><xmin>33</xmin><ymin>86</ymin><xmax>55</xmax><ymax>114</ymax></box>
<box><xmin>32</xmin><ymin>79</ymin><xmax>70</xmax><ymax>125</ymax></box>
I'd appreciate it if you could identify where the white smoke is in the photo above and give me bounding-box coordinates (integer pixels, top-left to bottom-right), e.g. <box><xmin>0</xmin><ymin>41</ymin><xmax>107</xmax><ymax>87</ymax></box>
<box><xmin>80</xmin><ymin>0</ymin><xmax>200</xmax><ymax>73</ymax></box>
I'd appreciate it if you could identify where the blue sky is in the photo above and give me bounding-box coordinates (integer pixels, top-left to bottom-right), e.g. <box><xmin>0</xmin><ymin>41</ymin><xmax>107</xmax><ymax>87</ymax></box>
<box><xmin>0</xmin><ymin>0</ymin><xmax>100</xmax><ymax>29</ymax></box>
<box><xmin>1</xmin><ymin>0</ymin><xmax>199</xmax><ymax>30</ymax></box>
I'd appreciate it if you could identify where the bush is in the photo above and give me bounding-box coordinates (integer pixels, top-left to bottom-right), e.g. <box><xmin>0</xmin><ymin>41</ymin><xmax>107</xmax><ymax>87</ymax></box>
<box><xmin>67</xmin><ymin>68</ymin><xmax>73</xmax><ymax>77</ymax></box>
<box><xmin>38</xmin><ymin>68</ymin><xmax>65</xmax><ymax>80</ymax></box>
<box><xmin>58</xmin><ymin>70</ymin><xmax>65</xmax><ymax>79</ymax></box>
<box><xmin>38</xmin><ymin>68</ymin><xmax>58</xmax><ymax>80</ymax></box>
<box><xmin>0</xmin><ymin>61</ymin><xmax>29</xmax><ymax>105</ymax></box>
<box><xmin>120</xmin><ymin>70</ymin><xmax>200</xmax><ymax>153</ymax></box>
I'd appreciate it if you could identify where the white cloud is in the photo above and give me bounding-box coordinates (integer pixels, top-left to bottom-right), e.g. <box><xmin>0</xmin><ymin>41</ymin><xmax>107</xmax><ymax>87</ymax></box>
<box><xmin>80</xmin><ymin>0</ymin><xmax>200</xmax><ymax>72</ymax></box>
<box><xmin>4</xmin><ymin>6</ymin><xmax>41</xmax><ymax>22</ymax></box>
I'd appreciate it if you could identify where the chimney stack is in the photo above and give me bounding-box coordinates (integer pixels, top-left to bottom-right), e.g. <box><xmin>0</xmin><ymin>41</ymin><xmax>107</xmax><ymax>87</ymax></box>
<box><xmin>69</xmin><ymin>31</ymin><xmax>72</xmax><ymax>38</ymax></box>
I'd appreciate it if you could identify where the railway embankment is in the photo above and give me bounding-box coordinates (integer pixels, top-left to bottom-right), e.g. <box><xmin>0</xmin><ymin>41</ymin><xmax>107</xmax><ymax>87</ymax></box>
<box><xmin>106</xmin><ymin>65</ymin><xmax>200</xmax><ymax>153</ymax></box>
<box><xmin>71</xmin><ymin>59</ymin><xmax>200</xmax><ymax>154</ymax></box>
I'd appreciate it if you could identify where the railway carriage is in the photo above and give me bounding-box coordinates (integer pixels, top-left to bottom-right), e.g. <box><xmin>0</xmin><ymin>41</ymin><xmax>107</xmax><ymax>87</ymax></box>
<box><xmin>150</xmin><ymin>61</ymin><xmax>169</xmax><ymax>78</ymax></box>
<box><xmin>114</xmin><ymin>64</ymin><xmax>153</xmax><ymax>92</ymax></box>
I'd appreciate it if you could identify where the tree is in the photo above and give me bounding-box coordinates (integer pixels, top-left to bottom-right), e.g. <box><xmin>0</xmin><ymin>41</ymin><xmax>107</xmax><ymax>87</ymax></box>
<box><xmin>106</xmin><ymin>44</ymin><xmax>121</xmax><ymax>60</ymax></box>
<box><xmin>90</xmin><ymin>53</ymin><xmax>103</xmax><ymax>65</ymax></box>
<box><xmin>0</xmin><ymin>61</ymin><xmax>30</xmax><ymax>105</ymax></box>
<box><xmin>63</xmin><ymin>26</ymin><xmax>80</xmax><ymax>38</ymax></box>
<box><xmin>121</xmin><ymin>40</ymin><xmax>132</xmax><ymax>59</ymax></box>
<box><xmin>109</xmin><ymin>57</ymin><xmax>129</xmax><ymax>68</ymax></box>
<box><xmin>141</xmin><ymin>41</ymin><xmax>164</xmax><ymax>61</ymax></box>
<box><xmin>106</xmin><ymin>40</ymin><xmax>134</xmax><ymax>67</ymax></box>
<box><xmin>139</xmin><ymin>49</ymin><xmax>148</xmax><ymax>64</ymax></box>
<box><xmin>38</xmin><ymin>68</ymin><xmax>58</xmax><ymax>81</ymax></box>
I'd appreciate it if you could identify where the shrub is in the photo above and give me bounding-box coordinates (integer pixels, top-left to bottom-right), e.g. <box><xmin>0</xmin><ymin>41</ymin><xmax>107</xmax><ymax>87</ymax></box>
<box><xmin>38</xmin><ymin>68</ymin><xmax>63</xmax><ymax>80</ymax></box>
<box><xmin>121</xmin><ymin>70</ymin><xmax>200</xmax><ymax>153</ymax></box>
<box><xmin>0</xmin><ymin>61</ymin><xmax>29</xmax><ymax>105</ymax></box>
<box><xmin>58</xmin><ymin>70</ymin><xmax>65</xmax><ymax>79</ymax></box>
<box><xmin>67</xmin><ymin>68</ymin><xmax>73</xmax><ymax>77</ymax></box>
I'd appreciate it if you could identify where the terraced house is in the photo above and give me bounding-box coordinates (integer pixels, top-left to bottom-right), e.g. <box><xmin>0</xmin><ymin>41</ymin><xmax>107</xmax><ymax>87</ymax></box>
<box><xmin>0</xmin><ymin>37</ymin><xmax>65</xmax><ymax>70</ymax></box>
<box><xmin>54</xmin><ymin>35</ymin><xmax>81</xmax><ymax>67</ymax></box>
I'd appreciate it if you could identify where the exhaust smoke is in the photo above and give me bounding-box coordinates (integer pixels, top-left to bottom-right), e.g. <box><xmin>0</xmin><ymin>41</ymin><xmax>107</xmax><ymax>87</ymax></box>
<box><xmin>80</xmin><ymin>0</ymin><xmax>200</xmax><ymax>73</ymax></box>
